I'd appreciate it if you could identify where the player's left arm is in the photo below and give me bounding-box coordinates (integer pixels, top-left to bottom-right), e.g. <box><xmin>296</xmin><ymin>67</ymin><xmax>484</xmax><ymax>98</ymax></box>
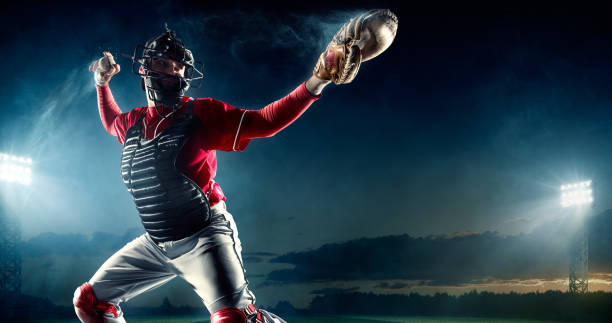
<box><xmin>237</xmin><ymin>77</ymin><xmax>327</xmax><ymax>140</ymax></box>
<box><xmin>239</xmin><ymin>9</ymin><xmax>398</xmax><ymax>140</ymax></box>
<box><xmin>197</xmin><ymin>9</ymin><xmax>398</xmax><ymax>151</ymax></box>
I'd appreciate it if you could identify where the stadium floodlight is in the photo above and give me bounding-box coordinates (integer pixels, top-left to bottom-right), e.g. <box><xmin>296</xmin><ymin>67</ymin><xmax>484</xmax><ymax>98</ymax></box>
<box><xmin>0</xmin><ymin>153</ymin><xmax>32</xmax><ymax>186</ymax></box>
<box><xmin>560</xmin><ymin>180</ymin><xmax>593</xmax><ymax>208</ymax></box>
<box><xmin>560</xmin><ymin>179</ymin><xmax>592</xmax><ymax>294</ymax></box>
<box><xmin>0</xmin><ymin>153</ymin><xmax>31</xmax><ymax>292</ymax></box>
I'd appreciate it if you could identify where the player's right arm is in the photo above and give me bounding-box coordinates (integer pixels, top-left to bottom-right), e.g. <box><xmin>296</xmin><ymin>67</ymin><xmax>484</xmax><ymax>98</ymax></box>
<box><xmin>90</xmin><ymin>52</ymin><xmax>122</xmax><ymax>136</ymax></box>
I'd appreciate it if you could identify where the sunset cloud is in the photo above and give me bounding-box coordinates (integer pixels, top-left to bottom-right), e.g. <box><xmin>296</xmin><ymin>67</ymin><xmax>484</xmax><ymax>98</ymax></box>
<box><xmin>266</xmin><ymin>211</ymin><xmax>612</xmax><ymax>285</ymax></box>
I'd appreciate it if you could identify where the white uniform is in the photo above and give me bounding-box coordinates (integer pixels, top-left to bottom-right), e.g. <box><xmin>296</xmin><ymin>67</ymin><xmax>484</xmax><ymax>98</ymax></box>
<box><xmin>83</xmin><ymin>201</ymin><xmax>283</xmax><ymax>322</ymax></box>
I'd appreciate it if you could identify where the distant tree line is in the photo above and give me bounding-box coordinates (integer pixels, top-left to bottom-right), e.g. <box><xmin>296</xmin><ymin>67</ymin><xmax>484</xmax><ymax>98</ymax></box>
<box><xmin>0</xmin><ymin>289</ymin><xmax>73</xmax><ymax>320</ymax></box>
<box><xmin>2</xmin><ymin>289</ymin><xmax>612</xmax><ymax>321</ymax></box>
<box><xmin>306</xmin><ymin>290</ymin><xmax>612</xmax><ymax>321</ymax></box>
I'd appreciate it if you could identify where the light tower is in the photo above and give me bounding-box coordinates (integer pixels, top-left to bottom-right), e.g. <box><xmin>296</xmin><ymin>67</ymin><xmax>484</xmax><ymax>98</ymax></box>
<box><xmin>0</xmin><ymin>153</ymin><xmax>32</xmax><ymax>292</ymax></box>
<box><xmin>560</xmin><ymin>180</ymin><xmax>592</xmax><ymax>295</ymax></box>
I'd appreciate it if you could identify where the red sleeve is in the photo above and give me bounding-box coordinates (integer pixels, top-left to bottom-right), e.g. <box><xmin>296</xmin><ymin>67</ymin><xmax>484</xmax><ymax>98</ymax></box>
<box><xmin>193</xmin><ymin>81</ymin><xmax>320</xmax><ymax>152</ymax></box>
<box><xmin>96</xmin><ymin>85</ymin><xmax>122</xmax><ymax>136</ymax></box>
<box><xmin>239</xmin><ymin>81</ymin><xmax>321</xmax><ymax>140</ymax></box>
<box><xmin>96</xmin><ymin>84</ymin><xmax>149</xmax><ymax>145</ymax></box>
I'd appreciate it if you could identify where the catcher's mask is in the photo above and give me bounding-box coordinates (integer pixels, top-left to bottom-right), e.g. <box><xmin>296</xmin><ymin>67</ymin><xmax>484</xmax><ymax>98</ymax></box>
<box><xmin>131</xmin><ymin>24</ymin><xmax>204</xmax><ymax>111</ymax></box>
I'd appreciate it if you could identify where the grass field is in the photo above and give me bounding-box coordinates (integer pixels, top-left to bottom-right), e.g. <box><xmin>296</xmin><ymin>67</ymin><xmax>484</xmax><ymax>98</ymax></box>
<box><xmin>32</xmin><ymin>316</ymin><xmax>603</xmax><ymax>323</ymax></box>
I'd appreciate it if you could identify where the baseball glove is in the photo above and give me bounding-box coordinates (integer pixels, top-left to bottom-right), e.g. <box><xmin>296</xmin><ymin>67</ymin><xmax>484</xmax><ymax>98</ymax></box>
<box><xmin>314</xmin><ymin>9</ymin><xmax>398</xmax><ymax>85</ymax></box>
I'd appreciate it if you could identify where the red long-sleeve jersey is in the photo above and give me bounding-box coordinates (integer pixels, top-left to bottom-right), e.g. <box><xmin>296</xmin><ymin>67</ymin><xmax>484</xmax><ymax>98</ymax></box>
<box><xmin>97</xmin><ymin>82</ymin><xmax>321</xmax><ymax>205</ymax></box>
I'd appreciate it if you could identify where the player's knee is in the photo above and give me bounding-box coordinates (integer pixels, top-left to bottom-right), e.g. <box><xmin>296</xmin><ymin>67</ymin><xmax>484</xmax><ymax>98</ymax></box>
<box><xmin>73</xmin><ymin>282</ymin><xmax>119</xmax><ymax>323</ymax></box>
<box><xmin>210</xmin><ymin>306</ymin><xmax>247</xmax><ymax>323</ymax></box>
<box><xmin>74</xmin><ymin>283</ymin><xmax>100</xmax><ymax>323</ymax></box>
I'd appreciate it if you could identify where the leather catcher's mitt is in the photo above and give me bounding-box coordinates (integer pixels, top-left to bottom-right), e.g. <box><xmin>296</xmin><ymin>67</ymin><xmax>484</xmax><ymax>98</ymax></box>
<box><xmin>314</xmin><ymin>9</ymin><xmax>398</xmax><ymax>85</ymax></box>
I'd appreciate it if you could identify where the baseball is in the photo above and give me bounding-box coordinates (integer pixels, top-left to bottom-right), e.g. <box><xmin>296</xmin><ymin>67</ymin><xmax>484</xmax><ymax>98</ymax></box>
<box><xmin>360</xmin><ymin>9</ymin><xmax>398</xmax><ymax>62</ymax></box>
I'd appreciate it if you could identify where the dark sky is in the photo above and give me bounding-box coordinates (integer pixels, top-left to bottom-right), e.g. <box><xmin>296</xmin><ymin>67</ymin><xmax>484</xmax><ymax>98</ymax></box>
<box><xmin>2</xmin><ymin>0</ymin><xmax>612</xmax><ymax>308</ymax></box>
<box><xmin>2</xmin><ymin>1</ymin><xmax>612</xmax><ymax>248</ymax></box>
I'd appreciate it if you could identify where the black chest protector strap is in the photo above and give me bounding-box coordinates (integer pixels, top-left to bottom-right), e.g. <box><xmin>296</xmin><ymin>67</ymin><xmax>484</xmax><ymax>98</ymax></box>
<box><xmin>120</xmin><ymin>100</ymin><xmax>211</xmax><ymax>243</ymax></box>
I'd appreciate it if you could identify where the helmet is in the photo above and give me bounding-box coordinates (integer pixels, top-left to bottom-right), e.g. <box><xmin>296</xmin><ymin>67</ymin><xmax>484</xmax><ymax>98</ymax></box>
<box><xmin>131</xmin><ymin>24</ymin><xmax>204</xmax><ymax>109</ymax></box>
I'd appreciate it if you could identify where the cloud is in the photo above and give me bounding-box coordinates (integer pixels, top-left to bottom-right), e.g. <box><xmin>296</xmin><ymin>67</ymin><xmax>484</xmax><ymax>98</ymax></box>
<box><xmin>246</xmin><ymin>252</ymin><xmax>279</xmax><ymax>257</ymax></box>
<box><xmin>177</xmin><ymin>8</ymin><xmax>364</xmax><ymax>58</ymax></box>
<box><xmin>243</xmin><ymin>256</ymin><xmax>263</xmax><ymax>263</ymax></box>
<box><xmin>266</xmin><ymin>211</ymin><xmax>612</xmax><ymax>285</ymax></box>
<box><xmin>14</xmin><ymin>211</ymin><xmax>612</xmax><ymax>307</ymax></box>
<box><xmin>242</xmin><ymin>251</ymin><xmax>281</xmax><ymax>263</ymax></box>
<box><xmin>374</xmin><ymin>282</ymin><xmax>410</xmax><ymax>290</ymax></box>
<box><xmin>19</xmin><ymin>227</ymin><xmax>144</xmax><ymax>257</ymax></box>
<box><xmin>310</xmin><ymin>287</ymin><xmax>360</xmax><ymax>295</ymax></box>
<box><xmin>172</xmin><ymin>7</ymin><xmax>368</xmax><ymax>82</ymax></box>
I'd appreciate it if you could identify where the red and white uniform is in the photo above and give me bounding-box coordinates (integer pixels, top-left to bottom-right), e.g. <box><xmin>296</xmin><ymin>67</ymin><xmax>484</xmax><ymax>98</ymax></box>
<box><xmin>74</xmin><ymin>82</ymin><xmax>320</xmax><ymax>323</ymax></box>
<box><xmin>97</xmin><ymin>82</ymin><xmax>320</xmax><ymax>205</ymax></box>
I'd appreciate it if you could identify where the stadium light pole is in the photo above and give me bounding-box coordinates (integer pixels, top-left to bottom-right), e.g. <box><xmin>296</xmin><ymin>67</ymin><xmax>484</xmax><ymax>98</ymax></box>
<box><xmin>560</xmin><ymin>180</ymin><xmax>592</xmax><ymax>295</ymax></box>
<box><xmin>0</xmin><ymin>152</ymin><xmax>32</xmax><ymax>293</ymax></box>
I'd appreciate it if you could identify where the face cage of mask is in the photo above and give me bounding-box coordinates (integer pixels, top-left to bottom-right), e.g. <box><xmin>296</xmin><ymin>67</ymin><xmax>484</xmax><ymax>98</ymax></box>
<box><xmin>131</xmin><ymin>46</ymin><xmax>204</xmax><ymax>116</ymax></box>
<box><xmin>143</xmin><ymin>68</ymin><xmax>189</xmax><ymax>112</ymax></box>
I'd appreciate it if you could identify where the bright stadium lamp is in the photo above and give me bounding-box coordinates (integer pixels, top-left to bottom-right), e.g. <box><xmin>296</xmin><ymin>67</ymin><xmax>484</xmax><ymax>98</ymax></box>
<box><xmin>560</xmin><ymin>179</ymin><xmax>592</xmax><ymax>295</ymax></box>
<box><xmin>0</xmin><ymin>153</ymin><xmax>32</xmax><ymax>186</ymax></box>
<box><xmin>560</xmin><ymin>180</ymin><xmax>592</xmax><ymax>208</ymax></box>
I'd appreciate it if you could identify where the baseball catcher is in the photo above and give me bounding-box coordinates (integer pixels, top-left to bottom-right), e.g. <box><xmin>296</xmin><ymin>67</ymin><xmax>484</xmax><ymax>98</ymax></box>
<box><xmin>74</xmin><ymin>9</ymin><xmax>397</xmax><ymax>323</ymax></box>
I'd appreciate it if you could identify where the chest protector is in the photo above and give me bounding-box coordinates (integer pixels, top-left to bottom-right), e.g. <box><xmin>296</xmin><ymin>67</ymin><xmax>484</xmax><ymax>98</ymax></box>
<box><xmin>120</xmin><ymin>100</ymin><xmax>211</xmax><ymax>243</ymax></box>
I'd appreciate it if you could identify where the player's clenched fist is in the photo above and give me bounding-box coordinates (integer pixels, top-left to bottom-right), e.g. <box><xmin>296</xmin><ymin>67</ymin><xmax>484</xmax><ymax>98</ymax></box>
<box><xmin>89</xmin><ymin>51</ymin><xmax>120</xmax><ymax>86</ymax></box>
